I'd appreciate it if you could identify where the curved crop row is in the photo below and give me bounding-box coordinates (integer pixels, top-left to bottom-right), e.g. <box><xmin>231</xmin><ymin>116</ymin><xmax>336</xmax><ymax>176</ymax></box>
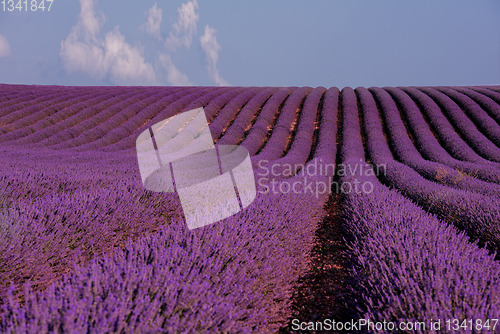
<box><xmin>239</xmin><ymin>87</ymin><xmax>295</xmax><ymax>156</ymax></box>
<box><xmin>357</xmin><ymin>87</ymin><xmax>500</xmax><ymax>255</ymax></box>
<box><xmin>484</xmin><ymin>86</ymin><xmax>500</xmax><ymax>93</ymax></box>
<box><xmin>146</xmin><ymin>88</ymin><xmax>235</xmax><ymax>154</ymax></box>
<box><xmin>64</xmin><ymin>88</ymin><xmax>206</xmax><ymax>150</ymax></box>
<box><xmin>419</xmin><ymin>87</ymin><xmax>500</xmax><ymax>162</ymax></box>
<box><xmin>385</xmin><ymin>87</ymin><xmax>500</xmax><ymax>183</ymax></box>
<box><xmin>0</xmin><ymin>85</ymin><xmax>94</xmax><ymax>111</ymax></box>
<box><xmin>11</xmin><ymin>89</ymin><xmax>142</xmax><ymax>146</ymax></box>
<box><xmin>470</xmin><ymin>86</ymin><xmax>500</xmax><ymax>105</ymax></box>
<box><xmin>254</xmin><ymin>86</ymin><xmax>312</xmax><ymax>163</ymax></box>
<box><xmin>339</xmin><ymin>88</ymin><xmax>364</xmax><ymax>163</ymax></box>
<box><xmin>0</xmin><ymin>89</ymin><xmax>124</xmax><ymax>144</ymax></box>
<box><xmin>213</xmin><ymin>87</ymin><xmax>278</xmax><ymax>144</ymax></box>
<box><xmin>180</xmin><ymin>87</ymin><xmax>231</xmax><ymax>114</ymax></box>
<box><xmin>40</xmin><ymin>90</ymin><xmax>159</xmax><ymax>148</ymax></box>
<box><xmin>311</xmin><ymin>87</ymin><xmax>339</xmax><ymax>165</ymax></box>
<box><xmin>343</xmin><ymin>183</ymin><xmax>500</xmax><ymax>326</ymax></box>
<box><xmin>0</xmin><ymin>86</ymin><xmax>65</xmax><ymax>113</ymax></box>
<box><xmin>263</xmin><ymin>87</ymin><xmax>326</xmax><ymax>179</ymax></box>
<box><xmin>75</xmin><ymin>88</ymin><xmax>199</xmax><ymax>151</ymax></box>
<box><xmin>435</xmin><ymin>86</ymin><xmax>500</xmax><ymax>146</ymax></box>
<box><xmin>369</xmin><ymin>87</ymin><xmax>500</xmax><ymax>198</ymax></box>
<box><xmin>62</xmin><ymin>88</ymin><xmax>198</xmax><ymax>150</ymax></box>
<box><xmin>401</xmin><ymin>87</ymin><xmax>492</xmax><ymax>164</ymax></box>
<box><xmin>0</xmin><ymin>149</ymin><xmax>328</xmax><ymax>333</ymax></box>
<box><xmin>144</xmin><ymin>88</ymin><xmax>259</xmax><ymax>179</ymax></box>
<box><xmin>0</xmin><ymin>88</ymin><xmax>95</xmax><ymax>126</ymax></box>
<box><xmin>57</xmin><ymin>92</ymin><xmax>174</xmax><ymax>149</ymax></box>
<box><xmin>202</xmin><ymin>87</ymin><xmax>250</xmax><ymax>123</ymax></box>
<box><xmin>337</xmin><ymin>87</ymin><xmax>500</xmax><ymax>326</ymax></box>
<box><xmin>452</xmin><ymin>86</ymin><xmax>500</xmax><ymax>127</ymax></box>
<box><xmin>103</xmin><ymin>87</ymin><xmax>214</xmax><ymax>151</ymax></box>
<box><xmin>256</xmin><ymin>87</ymin><xmax>339</xmax><ymax>199</ymax></box>
<box><xmin>0</xmin><ymin>89</ymin><xmax>100</xmax><ymax>134</ymax></box>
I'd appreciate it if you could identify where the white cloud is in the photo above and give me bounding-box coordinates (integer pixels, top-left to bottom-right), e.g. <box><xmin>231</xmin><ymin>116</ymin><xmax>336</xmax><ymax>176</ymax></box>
<box><xmin>159</xmin><ymin>53</ymin><xmax>192</xmax><ymax>86</ymax></box>
<box><xmin>60</xmin><ymin>0</ymin><xmax>156</xmax><ymax>85</ymax></box>
<box><xmin>60</xmin><ymin>28</ymin><xmax>106</xmax><ymax>79</ymax></box>
<box><xmin>142</xmin><ymin>3</ymin><xmax>162</xmax><ymax>39</ymax></box>
<box><xmin>104</xmin><ymin>27</ymin><xmax>157</xmax><ymax>84</ymax></box>
<box><xmin>154</xmin><ymin>0</ymin><xmax>199</xmax><ymax>85</ymax></box>
<box><xmin>200</xmin><ymin>25</ymin><xmax>229</xmax><ymax>86</ymax></box>
<box><xmin>0</xmin><ymin>35</ymin><xmax>10</xmax><ymax>57</ymax></box>
<box><xmin>78</xmin><ymin>0</ymin><xmax>104</xmax><ymax>38</ymax></box>
<box><xmin>165</xmin><ymin>0</ymin><xmax>199</xmax><ymax>50</ymax></box>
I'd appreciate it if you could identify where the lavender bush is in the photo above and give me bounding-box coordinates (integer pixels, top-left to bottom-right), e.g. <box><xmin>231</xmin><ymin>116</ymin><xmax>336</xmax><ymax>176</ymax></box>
<box><xmin>1</xmin><ymin>84</ymin><xmax>500</xmax><ymax>333</ymax></box>
<box><xmin>385</xmin><ymin>87</ymin><xmax>500</xmax><ymax>183</ymax></box>
<box><xmin>238</xmin><ymin>87</ymin><xmax>295</xmax><ymax>155</ymax></box>
<box><xmin>339</xmin><ymin>87</ymin><xmax>500</xmax><ymax>332</ymax></box>
<box><xmin>436</xmin><ymin>86</ymin><xmax>500</xmax><ymax>146</ymax></box>
<box><xmin>419</xmin><ymin>87</ymin><xmax>500</xmax><ymax>162</ymax></box>
<box><xmin>368</xmin><ymin>86</ymin><xmax>500</xmax><ymax>198</ymax></box>
<box><xmin>356</xmin><ymin>86</ymin><xmax>500</xmax><ymax>254</ymax></box>
<box><xmin>453</xmin><ymin>86</ymin><xmax>500</xmax><ymax>126</ymax></box>
<box><xmin>103</xmin><ymin>87</ymin><xmax>215</xmax><ymax>151</ymax></box>
<box><xmin>209</xmin><ymin>87</ymin><xmax>275</xmax><ymax>142</ymax></box>
<box><xmin>10</xmin><ymin>89</ymin><xmax>143</xmax><ymax>146</ymax></box>
<box><xmin>401</xmin><ymin>87</ymin><xmax>493</xmax><ymax>165</ymax></box>
<box><xmin>0</xmin><ymin>149</ymin><xmax>328</xmax><ymax>334</ymax></box>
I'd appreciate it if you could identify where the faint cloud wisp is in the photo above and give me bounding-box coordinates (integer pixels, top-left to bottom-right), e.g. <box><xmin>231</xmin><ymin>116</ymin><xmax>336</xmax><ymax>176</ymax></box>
<box><xmin>200</xmin><ymin>25</ymin><xmax>229</xmax><ymax>86</ymax></box>
<box><xmin>60</xmin><ymin>0</ymin><xmax>157</xmax><ymax>85</ymax></box>
<box><xmin>154</xmin><ymin>0</ymin><xmax>199</xmax><ymax>85</ymax></box>
<box><xmin>60</xmin><ymin>0</ymin><xmax>228</xmax><ymax>86</ymax></box>
<box><xmin>165</xmin><ymin>0</ymin><xmax>199</xmax><ymax>51</ymax></box>
<box><xmin>141</xmin><ymin>3</ymin><xmax>162</xmax><ymax>40</ymax></box>
<box><xmin>0</xmin><ymin>34</ymin><xmax>11</xmax><ymax>57</ymax></box>
<box><xmin>159</xmin><ymin>53</ymin><xmax>192</xmax><ymax>86</ymax></box>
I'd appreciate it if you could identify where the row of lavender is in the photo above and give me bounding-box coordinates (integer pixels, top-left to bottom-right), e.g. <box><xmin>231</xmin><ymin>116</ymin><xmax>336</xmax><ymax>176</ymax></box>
<box><xmin>1</xmin><ymin>84</ymin><xmax>500</xmax><ymax>332</ymax></box>
<box><xmin>0</xmin><ymin>149</ymin><xmax>329</xmax><ymax>332</ymax></box>
<box><xmin>339</xmin><ymin>87</ymin><xmax>500</xmax><ymax>330</ymax></box>
<box><xmin>360</xmin><ymin>87</ymin><xmax>500</xmax><ymax>254</ymax></box>
<box><xmin>2</xmin><ymin>84</ymin><xmax>500</xmax><ymax>166</ymax></box>
<box><xmin>0</xmin><ymin>85</ymin><xmax>332</xmax><ymax>332</ymax></box>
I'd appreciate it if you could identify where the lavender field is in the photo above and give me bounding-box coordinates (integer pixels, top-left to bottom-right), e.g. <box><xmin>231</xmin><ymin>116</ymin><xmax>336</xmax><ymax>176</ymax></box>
<box><xmin>1</xmin><ymin>84</ymin><xmax>500</xmax><ymax>333</ymax></box>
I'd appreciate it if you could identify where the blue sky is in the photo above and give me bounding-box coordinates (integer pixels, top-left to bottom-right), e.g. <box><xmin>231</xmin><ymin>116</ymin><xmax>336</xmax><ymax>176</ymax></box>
<box><xmin>0</xmin><ymin>0</ymin><xmax>498</xmax><ymax>87</ymax></box>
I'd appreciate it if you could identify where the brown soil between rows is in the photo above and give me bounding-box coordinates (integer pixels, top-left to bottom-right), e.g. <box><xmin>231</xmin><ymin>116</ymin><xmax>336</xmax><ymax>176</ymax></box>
<box><xmin>279</xmin><ymin>193</ymin><xmax>355</xmax><ymax>334</ymax></box>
